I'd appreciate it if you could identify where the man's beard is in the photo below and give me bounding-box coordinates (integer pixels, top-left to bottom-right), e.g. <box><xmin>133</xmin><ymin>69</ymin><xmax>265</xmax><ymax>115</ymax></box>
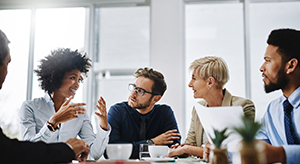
<box><xmin>128</xmin><ymin>96</ymin><xmax>153</xmax><ymax>109</ymax></box>
<box><xmin>264</xmin><ymin>66</ymin><xmax>289</xmax><ymax>93</ymax></box>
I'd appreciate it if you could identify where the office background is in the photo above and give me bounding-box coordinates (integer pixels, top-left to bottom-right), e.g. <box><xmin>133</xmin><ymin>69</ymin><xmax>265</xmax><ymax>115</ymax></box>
<box><xmin>0</xmin><ymin>0</ymin><xmax>299</xmax><ymax>141</ymax></box>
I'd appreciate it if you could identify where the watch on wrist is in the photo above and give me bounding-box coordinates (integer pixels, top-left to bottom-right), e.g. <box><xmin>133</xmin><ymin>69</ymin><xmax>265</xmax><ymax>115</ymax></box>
<box><xmin>47</xmin><ymin>121</ymin><xmax>60</xmax><ymax>132</ymax></box>
<box><xmin>146</xmin><ymin>139</ymin><xmax>154</xmax><ymax>145</ymax></box>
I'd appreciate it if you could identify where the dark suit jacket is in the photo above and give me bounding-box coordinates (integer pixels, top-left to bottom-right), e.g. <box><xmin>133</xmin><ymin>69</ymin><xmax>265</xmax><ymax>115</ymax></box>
<box><xmin>0</xmin><ymin>128</ymin><xmax>75</xmax><ymax>164</ymax></box>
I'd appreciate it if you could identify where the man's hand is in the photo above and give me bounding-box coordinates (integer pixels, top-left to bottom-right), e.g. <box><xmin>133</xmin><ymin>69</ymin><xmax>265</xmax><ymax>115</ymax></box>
<box><xmin>203</xmin><ymin>141</ymin><xmax>211</xmax><ymax>162</ymax></box>
<box><xmin>152</xmin><ymin>129</ymin><xmax>180</xmax><ymax>145</ymax></box>
<box><xmin>49</xmin><ymin>96</ymin><xmax>86</xmax><ymax>128</ymax></box>
<box><xmin>66</xmin><ymin>138</ymin><xmax>90</xmax><ymax>161</ymax></box>
<box><xmin>95</xmin><ymin>96</ymin><xmax>108</xmax><ymax>130</ymax></box>
<box><xmin>257</xmin><ymin>140</ymin><xmax>286</xmax><ymax>163</ymax></box>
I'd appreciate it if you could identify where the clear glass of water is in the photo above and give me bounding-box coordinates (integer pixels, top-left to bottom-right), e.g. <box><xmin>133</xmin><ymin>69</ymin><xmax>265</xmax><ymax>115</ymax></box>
<box><xmin>139</xmin><ymin>144</ymin><xmax>150</xmax><ymax>159</ymax></box>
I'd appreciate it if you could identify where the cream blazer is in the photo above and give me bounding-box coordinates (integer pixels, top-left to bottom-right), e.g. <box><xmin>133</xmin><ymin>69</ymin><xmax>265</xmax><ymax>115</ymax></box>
<box><xmin>184</xmin><ymin>89</ymin><xmax>255</xmax><ymax>147</ymax></box>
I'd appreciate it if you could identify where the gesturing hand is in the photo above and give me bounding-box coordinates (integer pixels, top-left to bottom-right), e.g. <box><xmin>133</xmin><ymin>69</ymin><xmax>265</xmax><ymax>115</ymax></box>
<box><xmin>65</xmin><ymin>138</ymin><xmax>90</xmax><ymax>162</ymax></box>
<box><xmin>152</xmin><ymin>129</ymin><xmax>181</xmax><ymax>145</ymax></box>
<box><xmin>49</xmin><ymin>95</ymin><xmax>86</xmax><ymax>128</ymax></box>
<box><xmin>95</xmin><ymin>96</ymin><xmax>108</xmax><ymax>130</ymax></box>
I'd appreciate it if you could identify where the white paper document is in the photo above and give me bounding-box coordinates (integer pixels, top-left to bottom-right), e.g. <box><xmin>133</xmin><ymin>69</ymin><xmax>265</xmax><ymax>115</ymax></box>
<box><xmin>194</xmin><ymin>101</ymin><xmax>244</xmax><ymax>152</ymax></box>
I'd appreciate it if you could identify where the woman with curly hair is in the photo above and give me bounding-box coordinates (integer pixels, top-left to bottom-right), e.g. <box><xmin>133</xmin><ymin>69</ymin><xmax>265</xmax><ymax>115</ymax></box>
<box><xmin>20</xmin><ymin>48</ymin><xmax>110</xmax><ymax>160</ymax></box>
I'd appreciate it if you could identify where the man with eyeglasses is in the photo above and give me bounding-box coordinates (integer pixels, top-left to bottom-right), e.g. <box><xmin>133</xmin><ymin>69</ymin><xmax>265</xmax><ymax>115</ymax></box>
<box><xmin>107</xmin><ymin>67</ymin><xmax>181</xmax><ymax>159</ymax></box>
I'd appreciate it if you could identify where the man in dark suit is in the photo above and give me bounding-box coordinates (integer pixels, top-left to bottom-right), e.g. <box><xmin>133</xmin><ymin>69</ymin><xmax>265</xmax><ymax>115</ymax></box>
<box><xmin>0</xmin><ymin>29</ymin><xmax>90</xmax><ymax>163</ymax></box>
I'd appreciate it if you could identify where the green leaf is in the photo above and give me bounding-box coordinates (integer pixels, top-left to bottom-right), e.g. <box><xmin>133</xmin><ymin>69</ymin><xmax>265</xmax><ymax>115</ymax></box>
<box><xmin>209</xmin><ymin>128</ymin><xmax>229</xmax><ymax>149</ymax></box>
<box><xmin>233</xmin><ymin>116</ymin><xmax>262</xmax><ymax>143</ymax></box>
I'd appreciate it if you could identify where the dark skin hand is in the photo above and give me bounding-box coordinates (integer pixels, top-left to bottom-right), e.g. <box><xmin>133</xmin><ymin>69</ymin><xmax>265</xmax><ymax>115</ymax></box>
<box><xmin>257</xmin><ymin>140</ymin><xmax>286</xmax><ymax>163</ymax></box>
<box><xmin>48</xmin><ymin>95</ymin><xmax>86</xmax><ymax>128</ymax></box>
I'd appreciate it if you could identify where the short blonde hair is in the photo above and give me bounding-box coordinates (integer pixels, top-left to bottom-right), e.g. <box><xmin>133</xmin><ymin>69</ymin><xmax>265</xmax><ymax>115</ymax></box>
<box><xmin>189</xmin><ymin>56</ymin><xmax>229</xmax><ymax>89</ymax></box>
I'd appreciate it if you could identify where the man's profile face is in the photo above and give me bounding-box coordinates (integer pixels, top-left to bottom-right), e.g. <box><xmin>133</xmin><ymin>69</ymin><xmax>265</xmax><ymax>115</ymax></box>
<box><xmin>260</xmin><ymin>45</ymin><xmax>289</xmax><ymax>93</ymax></box>
<box><xmin>128</xmin><ymin>76</ymin><xmax>154</xmax><ymax>109</ymax></box>
<box><xmin>0</xmin><ymin>51</ymin><xmax>11</xmax><ymax>90</ymax></box>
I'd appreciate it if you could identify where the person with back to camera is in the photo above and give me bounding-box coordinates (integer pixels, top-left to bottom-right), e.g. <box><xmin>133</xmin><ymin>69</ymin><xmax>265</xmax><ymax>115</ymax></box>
<box><xmin>107</xmin><ymin>67</ymin><xmax>181</xmax><ymax>159</ymax></box>
<box><xmin>20</xmin><ymin>48</ymin><xmax>111</xmax><ymax>160</ymax></box>
<box><xmin>0</xmin><ymin>29</ymin><xmax>90</xmax><ymax>163</ymax></box>
<box><xmin>168</xmin><ymin>56</ymin><xmax>255</xmax><ymax>160</ymax></box>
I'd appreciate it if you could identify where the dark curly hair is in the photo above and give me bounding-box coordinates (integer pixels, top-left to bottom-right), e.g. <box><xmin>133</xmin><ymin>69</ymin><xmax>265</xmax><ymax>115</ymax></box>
<box><xmin>267</xmin><ymin>28</ymin><xmax>300</xmax><ymax>68</ymax></box>
<box><xmin>35</xmin><ymin>48</ymin><xmax>92</xmax><ymax>93</ymax></box>
<box><xmin>134</xmin><ymin>67</ymin><xmax>167</xmax><ymax>96</ymax></box>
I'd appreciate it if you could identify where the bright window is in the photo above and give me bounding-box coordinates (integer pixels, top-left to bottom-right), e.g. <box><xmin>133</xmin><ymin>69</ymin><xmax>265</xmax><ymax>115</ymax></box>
<box><xmin>94</xmin><ymin>6</ymin><xmax>150</xmax><ymax>110</ymax></box>
<box><xmin>185</xmin><ymin>3</ymin><xmax>245</xmax><ymax>131</ymax></box>
<box><xmin>249</xmin><ymin>1</ymin><xmax>300</xmax><ymax>121</ymax></box>
<box><xmin>0</xmin><ymin>9</ymin><xmax>31</xmax><ymax>138</ymax></box>
<box><xmin>32</xmin><ymin>7</ymin><xmax>86</xmax><ymax>103</ymax></box>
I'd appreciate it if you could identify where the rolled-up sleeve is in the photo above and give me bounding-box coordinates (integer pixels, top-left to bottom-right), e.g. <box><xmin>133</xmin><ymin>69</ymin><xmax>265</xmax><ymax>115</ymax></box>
<box><xmin>79</xmin><ymin>114</ymin><xmax>111</xmax><ymax>160</ymax></box>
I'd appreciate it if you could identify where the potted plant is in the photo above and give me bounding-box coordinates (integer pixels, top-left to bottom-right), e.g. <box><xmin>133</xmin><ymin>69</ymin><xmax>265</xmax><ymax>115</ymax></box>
<box><xmin>233</xmin><ymin>116</ymin><xmax>264</xmax><ymax>164</ymax></box>
<box><xmin>209</xmin><ymin>128</ymin><xmax>229</xmax><ymax>164</ymax></box>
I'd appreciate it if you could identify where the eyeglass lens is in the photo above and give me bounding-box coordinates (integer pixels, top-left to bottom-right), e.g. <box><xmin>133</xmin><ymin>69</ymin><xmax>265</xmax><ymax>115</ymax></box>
<box><xmin>128</xmin><ymin>84</ymin><xmax>145</xmax><ymax>96</ymax></box>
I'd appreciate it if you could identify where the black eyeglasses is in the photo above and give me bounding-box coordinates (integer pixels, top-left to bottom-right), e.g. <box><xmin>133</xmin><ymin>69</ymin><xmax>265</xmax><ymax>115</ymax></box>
<box><xmin>128</xmin><ymin>83</ymin><xmax>158</xmax><ymax>96</ymax></box>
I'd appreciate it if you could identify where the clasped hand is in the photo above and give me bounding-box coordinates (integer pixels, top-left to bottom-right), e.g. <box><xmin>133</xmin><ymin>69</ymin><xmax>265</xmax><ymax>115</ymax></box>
<box><xmin>66</xmin><ymin>138</ymin><xmax>90</xmax><ymax>161</ymax></box>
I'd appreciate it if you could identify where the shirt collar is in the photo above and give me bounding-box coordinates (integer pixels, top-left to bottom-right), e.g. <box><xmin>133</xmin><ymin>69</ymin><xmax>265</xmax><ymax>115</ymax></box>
<box><xmin>44</xmin><ymin>92</ymin><xmax>54</xmax><ymax>104</ymax></box>
<box><xmin>287</xmin><ymin>86</ymin><xmax>300</xmax><ymax>109</ymax></box>
<box><xmin>222</xmin><ymin>88</ymin><xmax>231</xmax><ymax>106</ymax></box>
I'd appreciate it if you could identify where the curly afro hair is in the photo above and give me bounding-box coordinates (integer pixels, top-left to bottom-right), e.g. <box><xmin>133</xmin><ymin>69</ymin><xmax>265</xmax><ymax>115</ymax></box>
<box><xmin>35</xmin><ymin>48</ymin><xmax>92</xmax><ymax>93</ymax></box>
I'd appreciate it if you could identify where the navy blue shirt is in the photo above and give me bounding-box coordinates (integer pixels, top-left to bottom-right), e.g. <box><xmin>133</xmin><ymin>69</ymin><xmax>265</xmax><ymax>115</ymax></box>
<box><xmin>107</xmin><ymin>101</ymin><xmax>181</xmax><ymax>159</ymax></box>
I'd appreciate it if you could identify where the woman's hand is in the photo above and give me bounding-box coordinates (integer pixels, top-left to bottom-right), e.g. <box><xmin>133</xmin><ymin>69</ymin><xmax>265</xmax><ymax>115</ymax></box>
<box><xmin>203</xmin><ymin>141</ymin><xmax>211</xmax><ymax>162</ymax></box>
<box><xmin>168</xmin><ymin>144</ymin><xmax>189</xmax><ymax>157</ymax></box>
<box><xmin>170</xmin><ymin>143</ymin><xmax>182</xmax><ymax>149</ymax></box>
<box><xmin>95</xmin><ymin>96</ymin><xmax>108</xmax><ymax>130</ymax></box>
<box><xmin>49</xmin><ymin>95</ymin><xmax>86</xmax><ymax>128</ymax></box>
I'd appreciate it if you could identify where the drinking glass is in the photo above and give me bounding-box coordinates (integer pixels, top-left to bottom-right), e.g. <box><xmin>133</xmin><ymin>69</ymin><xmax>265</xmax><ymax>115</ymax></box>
<box><xmin>139</xmin><ymin>144</ymin><xmax>150</xmax><ymax>159</ymax></box>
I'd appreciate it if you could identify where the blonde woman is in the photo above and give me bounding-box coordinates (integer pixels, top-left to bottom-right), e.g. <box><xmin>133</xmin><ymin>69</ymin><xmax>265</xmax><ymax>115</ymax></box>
<box><xmin>168</xmin><ymin>56</ymin><xmax>255</xmax><ymax>158</ymax></box>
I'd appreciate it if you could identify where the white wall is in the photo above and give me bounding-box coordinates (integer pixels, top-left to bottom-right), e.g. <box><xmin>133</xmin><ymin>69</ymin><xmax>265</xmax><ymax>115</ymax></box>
<box><xmin>150</xmin><ymin>0</ymin><xmax>186</xmax><ymax>141</ymax></box>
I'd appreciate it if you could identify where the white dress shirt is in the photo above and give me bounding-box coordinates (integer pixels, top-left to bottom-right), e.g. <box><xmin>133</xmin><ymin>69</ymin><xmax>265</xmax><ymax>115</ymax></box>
<box><xmin>20</xmin><ymin>93</ymin><xmax>111</xmax><ymax>160</ymax></box>
<box><xmin>256</xmin><ymin>87</ymin><xmax>300</xmax><ymax>164</ymax></box>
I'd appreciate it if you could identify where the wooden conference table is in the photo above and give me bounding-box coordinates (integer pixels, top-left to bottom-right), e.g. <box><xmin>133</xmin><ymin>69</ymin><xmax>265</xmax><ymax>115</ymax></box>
<box><xmin>69</xmin><ymin>158</ymin><xmax>206</xmax><ymax>164</ymax></box>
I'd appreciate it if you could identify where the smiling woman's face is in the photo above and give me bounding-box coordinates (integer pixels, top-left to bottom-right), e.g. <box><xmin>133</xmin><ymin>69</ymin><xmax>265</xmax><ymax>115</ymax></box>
<box><xmin>188</xmin><ymin>68</ymin><xmax>208</xmax><ymax>99</ymax></box>
<box><xmin>56</xmin><ymin>69</ymin><xmax>82</xmax><ymax>98</ymax></box>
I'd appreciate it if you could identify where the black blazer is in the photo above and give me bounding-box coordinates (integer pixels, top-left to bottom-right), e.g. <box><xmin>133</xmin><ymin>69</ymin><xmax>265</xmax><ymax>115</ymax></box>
<box><xmin>0</xmin><ymin>128</ymin><xmax>75</xmax><ymax>164</ymax></box>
